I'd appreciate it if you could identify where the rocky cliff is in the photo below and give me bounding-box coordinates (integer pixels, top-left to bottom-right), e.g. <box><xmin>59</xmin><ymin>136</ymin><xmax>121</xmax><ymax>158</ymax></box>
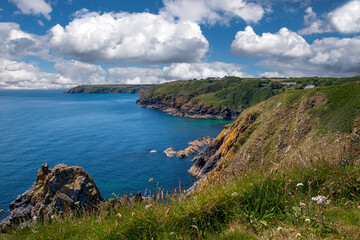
<box><xmin>0</xmin><ymin>164</ymin><xmax>102</xmax><ymax>232</ymax></box>
<box><xmin>136</xmin><ymin>96</ymin><xmax>241</xmax><ymax>120</ymax></box>
<box><xmin>189</xmin><ymin>82</ymin><xmax>360</xmax><ymax>183</ymax></box>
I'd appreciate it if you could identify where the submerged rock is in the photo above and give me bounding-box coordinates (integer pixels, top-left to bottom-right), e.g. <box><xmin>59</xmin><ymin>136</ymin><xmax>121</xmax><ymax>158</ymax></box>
<box><xmin>0</xmin><ymin>163</ymin><xmax>102</xmax><ymax>232</ymax></box>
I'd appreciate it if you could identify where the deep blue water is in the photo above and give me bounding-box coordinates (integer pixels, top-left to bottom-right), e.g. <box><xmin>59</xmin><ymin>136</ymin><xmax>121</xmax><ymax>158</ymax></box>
<box><xmin>0</xmin><ymin>90</ymin><xmax>230</xmax><ymax>216</ymax></box>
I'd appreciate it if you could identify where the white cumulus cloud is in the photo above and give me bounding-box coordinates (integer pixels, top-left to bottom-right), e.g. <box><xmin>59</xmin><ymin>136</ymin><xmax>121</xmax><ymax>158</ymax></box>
<box><xmin>54</xmin><ymin>60</ymin><xmax>106</xmax><ymax>85</ymax></box>
<box><xmin>258</xmin><ymin>36</ymin><xmax>360</xmax><ymax>77</ymax></box>
<box><xmin>329</xmin><ymin>0</ymin><xmax>360</xmax><ymax>33</ymax></box>
<box><xmin>0</xmin><ymin>58</ymin><xmax>72</xmax><ymax>89</ymax></box>
<box><xmin>298</xmin><ymin>7</ymin><xmax>333</xmax><ymax>35</ymax></box>
<box><xmin>231</xmin><ymin>26</ymin><xmax>312</xmax><ymax>58</ymax></box>
<box><xmin>10</xmin><ymin>0</ymin><xmax>52</xmax><ymax>20</ymax></box>
<box><xmin>107</xmin><ymin>62</ymin><xmax>251</xmax><ymax>85</ymax></box>
<box><xmin>161</xmin><ymin>0</ymin><xmax>264</xmax><ymax>24</ymax></box>
<box><xmin>49</xmin><ymin>11</ymin><xmax>209</xmax><ymax>64</ymax></box>
<box><xmin>299</xmin><ymin>1</ymin><xmax>360</xmax><ymax>35</ymax></box>
<box><xmin>0</xmin><ymin>22</ymin><xmax>48</xmax><ymax>59</ymax></box>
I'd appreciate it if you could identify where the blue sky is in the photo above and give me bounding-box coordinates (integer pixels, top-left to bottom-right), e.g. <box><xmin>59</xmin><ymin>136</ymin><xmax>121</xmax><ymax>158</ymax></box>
<box><xmin>0</xmin><ymin>0</ymin><xmax>360</xmax><ymax>89</ymax></box>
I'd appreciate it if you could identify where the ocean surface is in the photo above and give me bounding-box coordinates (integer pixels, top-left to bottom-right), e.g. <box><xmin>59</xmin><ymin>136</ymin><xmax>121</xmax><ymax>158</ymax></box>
<box><xmin>0</xmin><ymin>90</ymin><xmax>230</xmax><ymax>217</ymax></box>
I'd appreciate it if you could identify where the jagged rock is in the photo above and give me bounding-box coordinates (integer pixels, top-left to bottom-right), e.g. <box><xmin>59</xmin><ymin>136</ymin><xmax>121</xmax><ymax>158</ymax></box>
<box><xmin>177</xmin><ymin>137</ymin><xmax>213</xmax><ymax>158</ymax></box>
<box><xmin>164</xmin><ymin>147</ymin><xmax>177</xmax><ymax>157</ymax></box>
<box><xmin>0</xmin><ymin>164</ymin><xmax>102</xmax><ymax>232</ymax></box>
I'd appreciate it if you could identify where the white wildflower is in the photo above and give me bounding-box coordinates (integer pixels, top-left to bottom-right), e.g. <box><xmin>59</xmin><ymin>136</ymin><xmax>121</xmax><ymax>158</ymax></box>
<box><xmin>300</xmin><ymin>202</ymin><xmax>306</xmax><ymax>208</ymax></box>
<box><xmin>305</xmin><ymin>218</ymin><xmax>311</xmax><ymax>223</ymax></box>
<box><xmin>311</xmin><ymin>195</ymin><xmax>326</xmax><ymax>202</ymax></box>
<box><xmin>326</xmin><ymin>200</ymin><xmax>331</xmax><ymax>205</ymax></box>
<box><xmin>277</xmin><ymin>227</ymin><xmax>283</xmax><ymax>231</ymax></box>
<box><xmin>296</xmin><ymin>183</ymin><xmax>304</xmax><ymax>187</ymax></box>
<box><xmin>296</xmin><ymin>233</ymin><xmax>301</xmax><ymax>238</ymax></box>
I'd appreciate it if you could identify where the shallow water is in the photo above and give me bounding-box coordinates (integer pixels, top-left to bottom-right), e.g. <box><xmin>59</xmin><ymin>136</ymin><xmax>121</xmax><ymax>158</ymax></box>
<box><xmin>0</xmin><ymin>90</ymin><xmax>230</xmax><ymax>216</ymax></box>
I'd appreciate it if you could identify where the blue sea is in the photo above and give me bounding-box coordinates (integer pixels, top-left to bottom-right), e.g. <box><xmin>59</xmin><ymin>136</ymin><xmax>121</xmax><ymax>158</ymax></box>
<box><xmin>0</xmin><ymin>90</ymin><xmax>230</xmax><ymax>217</ymax></box>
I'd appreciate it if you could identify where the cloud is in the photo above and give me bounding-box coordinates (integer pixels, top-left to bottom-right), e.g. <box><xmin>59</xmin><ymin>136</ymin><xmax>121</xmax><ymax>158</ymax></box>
<box><xmin>0</xmin><ymin>58</ymin><xmax>72</xmax><ymax>89</ymax></box>
<box><xmin>298</xmin><ymin>7</ymin><xmax>332</xmax><ymax>35</ymax></box>
<box><xmin>160</xmin><ymin>0</ymin><xmax>264</xmax><ymax>24</ymax></box>
<box><xmin>299</xmin><ymin>1</ymin><xmax>360</xmax><ymax>35</ymax></box>
<box><xmin>329</xmin><ymin>0</ymin><xmax>360</xmax><ymax>33</ymax></box>
<box><xmin>258</xmin><ymin>36</ymin><xmax>360</xmax><ymax>77</ymax></box>
<box><xmin>231</xmin><ymin>26</ymin><xmax>312</xmax><ymax>58</ymax></box>
<box><xmin>0</xmin><ymin>22</ymin><xmax>48</xmax><ymax>59</ymax></box>
<box><xmin>49</xmin><ymin>11</ymin><xmax>209</xmax><ymax>64</ymax></box>
<box><xmin>107</xmin><ymin>62</ymin><xmax>252</xmax><ymax>84</ymax></box>
<box><xmin>10</xmin><ymin>0</ymin><xmax>52</xmax><ymax>20</ymax></box>
<box><xmin>54</xmin><ymin>60</ymin><xmax>106</xmax><ymax>85</ymax></box>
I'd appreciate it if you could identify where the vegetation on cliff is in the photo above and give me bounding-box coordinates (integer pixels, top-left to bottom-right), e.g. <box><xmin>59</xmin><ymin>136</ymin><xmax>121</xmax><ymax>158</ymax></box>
<box><xmin>1</xmin><ymin>81</ymin><xmax>360</xmax><ymax>239</ymax></box>
<box><xmin>136</xmin><ymin>76</ymin><xmax>360</xmax><ymax>120</ymax></box>
<box><xmin>66</xmin><ymin>84</ymin><xmax>154</xmax><ymax>94</ymax></box>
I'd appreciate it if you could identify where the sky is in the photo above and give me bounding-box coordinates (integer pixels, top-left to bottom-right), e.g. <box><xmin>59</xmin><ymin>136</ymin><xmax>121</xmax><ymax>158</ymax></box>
<box><xmin>0</xmin><ymin>0</ymin><xmax>360</xmax><ymax>89</ymax></box>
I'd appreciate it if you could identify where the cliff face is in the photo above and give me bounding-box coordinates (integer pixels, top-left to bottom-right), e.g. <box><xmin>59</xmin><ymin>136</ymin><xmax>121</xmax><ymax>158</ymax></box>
<box><xmin>0</xmin><ymin>164</ymin><xmax>102</xmax><ymax>231</ymax></box>
<box><xmin>136</xmin><ymin>95</ymin><xmax>241</xmax><ymax>120</ymax></box>
<box><xmin>189</xmin><ymin>82</ymin><xmax>360</xmax><ymax>182</ymax></box>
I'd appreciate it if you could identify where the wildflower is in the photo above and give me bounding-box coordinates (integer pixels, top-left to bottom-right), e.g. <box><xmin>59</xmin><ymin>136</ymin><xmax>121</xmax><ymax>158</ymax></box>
<box><xmin>311</xmin><ymin>195</ymin><xmax>325</xmax><ymax>202</ymax></box>
<box><xmin>326</xmin><ymin>200</ymin><xmax>331</xmax><ymax>205</ymax></box>
<box><xmin>296</xmin><ymin>233</ymin><xmax>301</xmax><ymax>238</ymax></box>
<box><xmin>300</xmin><ymin>202</ymin><xmax>306</xmax><ymax>208</ymax></box>
<box><xmin>250</xmin><ymin>219</ymin><xmax>255</xmax><ymax>224</ymax></box>
<box><xmin>231</xmin><ymin>192</ymin><xmax>239</xmax><ymax>197</ymax></box>
<box><xmin>296</xmin><ymin>183</ymin><xmax>304</xmax><ymax>187</ymax></box>
<box><xmin>116</xmin><ymin>213</ymin><xmax>123</xmax><ymax>219</ymax></box>
<box><xmin>145</xmin><ymin>204</ymin><xmax>152</xmax><ymax>210</ymax></box>
<box><xmin>33</xmin><ymin>216</ymin><xmax>37</xmax><ymax>221</ymax></box>
<box><xmin>277</xmin><ymin>227</ymin><xmax>283</xmax><ymax>231</ymax></box>
<box><xmin>305</xmin><ymin>218</ymin><xmax>311</xmax><ymax>223</ymax></box>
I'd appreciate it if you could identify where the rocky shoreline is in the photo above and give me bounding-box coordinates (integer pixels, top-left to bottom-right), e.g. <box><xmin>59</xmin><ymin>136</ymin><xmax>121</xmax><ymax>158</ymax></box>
<box><xmin>136</xmin><ymin>98</ymin><xmax>241</xmax><ymax>120</ymax></box>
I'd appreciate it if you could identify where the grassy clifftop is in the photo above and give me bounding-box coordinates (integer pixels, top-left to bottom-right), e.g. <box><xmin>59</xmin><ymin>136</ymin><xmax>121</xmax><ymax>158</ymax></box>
<box><xmin>2</xmin><ymin>81</ymin><xmax>360</xmax><ymax>239</ymax></box>
<box><xmin>66</xmin><ymin>84</ymin><xmax>155</xmax><ymax>94</ymax></box>
<box><xmin>136</xmin><ymin>76</ymin><xmax>360</xmax><ymax>120</ymax></box>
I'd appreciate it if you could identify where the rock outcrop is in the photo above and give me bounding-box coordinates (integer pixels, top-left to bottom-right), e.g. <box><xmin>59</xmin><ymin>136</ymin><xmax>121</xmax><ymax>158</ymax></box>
<box><xmin>0</xmin><ymin>164</ymin><xmax>102</xmax><ymax>232</ymax></box>
<box><xmin>177</xmin><ymin>136</ymin><xmax>213</xmax><ymax>158</ymax></box>
<box><xmin>164</xmin><ymin>148</ymin><xmax>177</xmax><ymax>157</ymax></box>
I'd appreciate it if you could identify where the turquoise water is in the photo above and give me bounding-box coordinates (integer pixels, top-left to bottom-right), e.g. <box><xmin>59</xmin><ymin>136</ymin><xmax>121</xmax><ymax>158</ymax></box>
<box><xmin>0</xmin><ymin>90</ymin><xmax>230</xmax><ymax>216</ymax></box>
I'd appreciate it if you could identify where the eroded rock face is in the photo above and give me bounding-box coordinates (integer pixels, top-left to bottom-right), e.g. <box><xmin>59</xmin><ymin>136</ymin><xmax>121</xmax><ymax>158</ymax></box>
<box><xmin>0</xmin><ymin>163</ymin><xmax>102</xmax><ymax>232</ymax></box>
<box><xmin>177</xmin><ymin>136</ymin><xmax>213</xmax><ymax>158</ymax></box>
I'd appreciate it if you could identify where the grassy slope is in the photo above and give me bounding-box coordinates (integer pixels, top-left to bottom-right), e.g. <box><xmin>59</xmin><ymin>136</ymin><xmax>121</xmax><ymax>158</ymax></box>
<box><xmin>66</xmin><ymin>84</ymin><xmax>155</xmax><ymax>94</ymax></box>
<box><xmin>2</xmin><ymin>82</ymin><xmax>360</xmax><ymax>240</ymax></box>
<box><xmin>139</xmin><ymin>76</ymin><xmax>360</xmax><ymax>110</ymax></box>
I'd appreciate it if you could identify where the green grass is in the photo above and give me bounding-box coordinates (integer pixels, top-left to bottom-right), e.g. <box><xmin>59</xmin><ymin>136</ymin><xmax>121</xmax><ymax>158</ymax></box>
<box><xmin>140</xmin><ymin>76</ymin><xmax>360</xmax><ymax>112</ymax></box>
<box><xmin>3</xmin><ymin>162</ymin><xmax>360</xmax><ymax>240</ymax></box>
<box><xmin>308</xmin><ymin>83</ymin><xmax>360</xmax><ymax>133</ymax></box>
